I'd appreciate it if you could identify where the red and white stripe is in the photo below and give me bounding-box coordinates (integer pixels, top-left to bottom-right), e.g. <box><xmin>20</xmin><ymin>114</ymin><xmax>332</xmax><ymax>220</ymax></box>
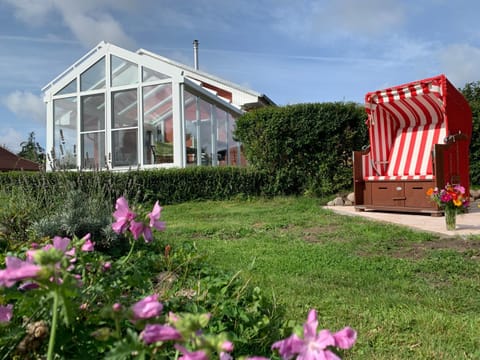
<box><xmin>362</xmin><ymin>78</ymin><xmax>446</xmax><ymax>181</ymax></box>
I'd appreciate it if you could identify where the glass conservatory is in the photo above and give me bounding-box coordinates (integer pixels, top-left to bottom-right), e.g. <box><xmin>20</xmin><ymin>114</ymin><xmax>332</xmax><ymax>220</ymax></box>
<box><xmin>43</xmin><ymin>42</ymin><xmax>270</xmax><ymax>171</ymax></box>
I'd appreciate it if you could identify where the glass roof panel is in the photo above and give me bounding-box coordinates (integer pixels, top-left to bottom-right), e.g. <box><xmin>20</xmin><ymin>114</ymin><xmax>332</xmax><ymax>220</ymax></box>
<box><xmin>142</xmin><ymin>66</ymin><xmax>169</xmax><ymax>82</ymax></box>
<box><xmin>111</xmin><ymin>55</ymin><xmax>138</xmax><ymax>87</ymax></box>
<box><xmin>55</xmin><ymin>78</ymin><xmax>77</xmax><ymax>96</ymax></box>
<box><xmin>80</xmin><ymin>57</ymin><xmax>106</xmax><ymax>91</ymax></box>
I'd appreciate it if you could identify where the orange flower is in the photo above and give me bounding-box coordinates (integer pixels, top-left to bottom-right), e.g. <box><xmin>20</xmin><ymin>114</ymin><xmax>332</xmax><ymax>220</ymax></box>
<box><xmin>426</xmin><ymin>188</ymin><xmax>434</xmax><ymax>196</ymax></box>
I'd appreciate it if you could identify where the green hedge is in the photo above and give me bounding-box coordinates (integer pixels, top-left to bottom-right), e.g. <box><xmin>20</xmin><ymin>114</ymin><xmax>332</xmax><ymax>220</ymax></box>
<box><xmin>0</xmin><ymin>167</ymin><xmax>269</xmax><ymax>206</ymax></box>
<box><xmin>234</xmin><ymin>102</ymin><xmax>368</xmax><ymax>196</ymax></box>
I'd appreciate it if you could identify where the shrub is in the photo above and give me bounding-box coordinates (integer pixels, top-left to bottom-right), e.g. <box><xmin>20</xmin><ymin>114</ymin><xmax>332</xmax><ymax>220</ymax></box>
<box><xmin>234</xmin><ymin>102</ymin><xmax>368</xmax><ymax>196</ymax></box>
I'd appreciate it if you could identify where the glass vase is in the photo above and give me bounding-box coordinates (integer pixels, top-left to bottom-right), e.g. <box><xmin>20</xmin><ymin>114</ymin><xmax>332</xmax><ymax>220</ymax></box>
<box><xmin>444</xmin><ymin>206</ymin><xmax>457</xmax><ymax>231</ymax></box>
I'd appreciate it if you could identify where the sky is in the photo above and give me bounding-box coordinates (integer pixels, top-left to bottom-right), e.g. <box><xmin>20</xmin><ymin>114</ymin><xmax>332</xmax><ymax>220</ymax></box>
<box><xmin>1</xmin><ymin>0</ymin><xmax>480</xmax><ymax>153</ymax></box>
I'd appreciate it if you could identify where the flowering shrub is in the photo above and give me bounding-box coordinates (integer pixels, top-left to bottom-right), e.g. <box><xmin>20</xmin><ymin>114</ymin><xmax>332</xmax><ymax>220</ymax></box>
<box><xmin>0</xmin><ymin>197</ymin><xmax>356</xmax><ymax>359</ymax></box>
<box><xmin>427</xmin><ymin>183</ymin><xmax>469</xmax><ymax>212</ymax></box>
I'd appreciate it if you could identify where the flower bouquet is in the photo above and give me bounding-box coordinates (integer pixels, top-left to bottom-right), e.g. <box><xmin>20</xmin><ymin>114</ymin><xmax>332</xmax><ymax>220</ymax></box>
<box><xmin>427</xmin><ymin>183</ymin><xmax>469</xmax><ymax>230</ymax></box>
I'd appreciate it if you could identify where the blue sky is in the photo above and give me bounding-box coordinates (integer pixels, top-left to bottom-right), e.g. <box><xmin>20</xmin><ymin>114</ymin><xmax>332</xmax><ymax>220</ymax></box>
<box><xmin>1</xmin><ymin>0</ymin><xmax>480</xmax><ymax>152</ymax></box>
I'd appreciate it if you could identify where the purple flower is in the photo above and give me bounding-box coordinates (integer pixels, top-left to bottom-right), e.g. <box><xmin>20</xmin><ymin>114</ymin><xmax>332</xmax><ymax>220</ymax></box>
<box><xmin>148</xmin><ymin>201</ymin><xmax>166</xmax><ymax>231</ymax></box>
<box><xmin>112</xmin><ymin>196</ymin><xmax>136</xmax><ymax>234</ymax></box>
<box><xmin>131</xmin><ymin>294</ymin><xmax>163</xmax><ymax>320</ymax></box>
<box><xmin>0</xmin><ymin>304</ymin><xmax>13</xmax><ymax>323</ymax></box>
<box><xmin>0</xmin><ymin>257</ymin><xmax>41</xmax><ymax>288</ymax></box>
<box><xmin>140</xmin><ymin>324</ymin><xmax>182</xmax><ymax>344</ymax></box>
<box><xmin>81</xmin><ymin>239</ymin><xmax>95</xmax><ymax>252</ymax></box>
<box><xmin>272</xmin><ymin>309</ymin><xmax>356</xmax><ymax>360</ymax></box>
<box><xmin>246</xmin><ymin>357</ymin><xmax>270</xmax><ymax>360</ymax></box>
<box><xmin>174</xmin><ymin>344</ymin><xmax>209</xmax><ymax>360</ymax></box>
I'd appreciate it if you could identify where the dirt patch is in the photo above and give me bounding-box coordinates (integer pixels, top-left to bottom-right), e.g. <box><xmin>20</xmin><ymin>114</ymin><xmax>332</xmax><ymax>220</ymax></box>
<box><xmin>301</xmin><ymin>225</ymin><xmax>342</xmax><ymax>243</ymax></box>
<box><xmin>389</xmin><ymin>238</ymin><xmax>480</xmax><ymax>260</ymax></box>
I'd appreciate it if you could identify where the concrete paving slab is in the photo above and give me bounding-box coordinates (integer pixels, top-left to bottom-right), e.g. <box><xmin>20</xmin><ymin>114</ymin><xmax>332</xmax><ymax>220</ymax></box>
<box><xmin>324</xmin><ymin>202</ymin><xmax>480</xmax><ymax>237</ymax></box>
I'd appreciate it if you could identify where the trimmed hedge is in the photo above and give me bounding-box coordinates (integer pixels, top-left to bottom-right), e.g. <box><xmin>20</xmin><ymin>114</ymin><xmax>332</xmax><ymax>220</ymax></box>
<box><xmin>0</xmin><ymin>167</ymin><xmax>269</xmax><ymax>206</ymax></box>
<box><xmin>234</xmin><ymin>102</ymin><xmax>368</xmax><ymax>196</ymax></box>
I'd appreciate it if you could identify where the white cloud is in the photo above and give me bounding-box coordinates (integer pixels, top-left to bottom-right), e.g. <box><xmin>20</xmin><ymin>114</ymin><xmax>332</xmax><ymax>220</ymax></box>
<box><xmin>0</xmin><ymin>127</ymin><xmax>24</xmax><ymax>152</ymax></box>
<box><xmin>1</xmin><ymin>0</ymin><xmax>135</xmax><ymax>48</ymax></box>
<box><xmin>439</xmin><ymin>44</ymin><xmax>480</xmax><ymax>87</ymax></box>
<box><xmin>1</xmin><ymin>0</ymin><xmax>54</xmax><ymax>25</ymax></box>
<box><xmin>2</xmin><ymin>91</ymin><xmax>45</xmax><ymax>123</ymax></box>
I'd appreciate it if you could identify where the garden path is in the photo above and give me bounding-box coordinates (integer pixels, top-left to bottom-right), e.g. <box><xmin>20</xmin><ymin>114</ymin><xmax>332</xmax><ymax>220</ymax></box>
<box><xmin>324</xmin><ymin>202</ymin><xmax>480</xmax><ymax>237</ymax></box>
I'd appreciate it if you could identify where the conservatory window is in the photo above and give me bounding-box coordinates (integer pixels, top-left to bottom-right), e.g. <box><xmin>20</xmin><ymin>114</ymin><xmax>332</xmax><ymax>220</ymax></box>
<box><xmin>112</xmin><ymin>89</ymin><xmax>138</xmax><ymax>167</ymax></box>
<box><xmin>80</xmin><ymin>94</ymin><xmax>105</xmax><ymax>169</ymax></box>
<box><xmin>216</xmin><ymin>108</ymin><xmax>228</xmax><ymax>166</ymax></box>
<box><xmin>80</xmin><ymin>58</ymin><xmax>106</xmax><ymax>91</ymax></box>
<box><xmin>111</xmin><ymin>55</ymin><xmax>138</xmax><ymax>87</ymax></box>
<box><xmin>183</xmin><ymin>90</ymin><xmax>217</xmax><ymax>166</ymax></box>
<box><xmin>56</xmin><ymin>79</ymin><xmax>77</xmax><ymax>96</ymax></box>
<box><xmin>143</xmin><ymin>83</ymin><xmax>173</xmax><ymax>165</ymax></box>
<box><xmin>142</xmin><ymin>67</ymin><xmax>169</xmax><ymax>82</ymax></box>
<box><xmin>53</xmin><ymin>97</ymin><xmax>77</xmax><ymax>168</ymax></box>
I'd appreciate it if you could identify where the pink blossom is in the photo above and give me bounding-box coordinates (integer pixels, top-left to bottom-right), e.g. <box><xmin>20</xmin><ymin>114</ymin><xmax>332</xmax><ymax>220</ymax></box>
<box><xmin>333</xmin><ymin>327</ymin><xmax>357</xmax><ymax>349</ymax></box>
<box><xmin>174</xmin><ymin>344</ymin><xmax>209</xmax><ymax>360</ymax></box>
<box><xmin>272</xmin><ymin>309</ymin><xmax>356</xmax><ymax>360</ymax></box>
<box><xmin>131</xmin><ymin>294</ymin><xmax>163</xmax><ymax>320</ymax></box>
<box><xmin>103</xmin><ymin>262</ymin><xmax>112</xmax><ymax>272</ymax></box>
<box><xmin>129</xmin><ymin>220</ymin><xmax>145</xmax><ymax>240</ymax></box>
<box><xmin>0</xmin><ymin>257</ymin><xmax>41</xmax><ymax>288</ymax></box>
<box><xmin>140</xmin><ymin>324</ymin><xmax>182</xmax><ymax>344</ymax></box>
<box><xmin>0</xmin><ymin>304</ymin><xmax>13</xmax><ymax>323</ymax></box>
<box><xmin>112</xmin><ymin>303</ymin><xmax>122</xmax><ymax>312</ymax></box>
<box><xmin>220</xmin><ymin>352</ymin><xmax>233</xmax><ymax>360</ymax></box>
<box><xmin>81</xmin><ymin>239</ymin><xmax>95</xmax><ymax>252</ymax></box>
<box><xmin>53</xmin><ymin>236</ymin><xmax>71</xmax><ymax>252</ymax></box>
<box><xmin>221</xmin><ymin>340</ymin><xmax>234</xmax><ymax>352</ymax></box>
<box><xmin>148</xmin><ymin>201</ymin><xmax>166</xmax><ymax>231</ymax></box>
<box><xmin>112</xmin><ymin>197</ymin><xmax>137</xmax><ymax>234</ymax></box>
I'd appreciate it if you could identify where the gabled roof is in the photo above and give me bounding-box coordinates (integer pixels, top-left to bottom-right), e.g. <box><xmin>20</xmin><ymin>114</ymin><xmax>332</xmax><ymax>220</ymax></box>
<box><xmin>42</xmin><ymin>41</ymin><xmax>275</xmax><ymax>110</ymax></box>
<box><xmin>0</xmin><ymin>146</ymin><xmax>40</xmax><ymax>171</ymax></box>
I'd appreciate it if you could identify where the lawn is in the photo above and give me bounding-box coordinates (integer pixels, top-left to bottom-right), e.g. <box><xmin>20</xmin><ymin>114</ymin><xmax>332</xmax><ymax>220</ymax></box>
<box><xmin>162</xmin><ymin>196</ymin><xmax>480</xmax><ymax>359</ymax></box>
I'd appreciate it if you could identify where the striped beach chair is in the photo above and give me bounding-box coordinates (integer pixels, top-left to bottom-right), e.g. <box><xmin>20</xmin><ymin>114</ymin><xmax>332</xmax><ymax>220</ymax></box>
<box><xmin>353</xmin><ymin>75</ymin><xmax>472</xmax><ymax>214</ymax></box>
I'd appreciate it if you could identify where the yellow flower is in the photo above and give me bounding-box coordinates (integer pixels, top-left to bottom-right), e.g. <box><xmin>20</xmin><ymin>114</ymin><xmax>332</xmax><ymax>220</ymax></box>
<box><xmin>453</xmin><ymin>198</ymin><xmax>462</xmax><ymax>207</ymax></box>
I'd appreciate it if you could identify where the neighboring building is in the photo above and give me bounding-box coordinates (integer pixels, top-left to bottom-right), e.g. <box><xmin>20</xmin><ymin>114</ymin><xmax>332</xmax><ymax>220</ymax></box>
<box><xmin>43</xmin><ymin>41</ymin><xmax>274</xmax><ymax>171</ymax></box>
<box><xmin>0</xmin><ymin>146</ymin><xmax>40</xmax><ymax>171</ymax></box>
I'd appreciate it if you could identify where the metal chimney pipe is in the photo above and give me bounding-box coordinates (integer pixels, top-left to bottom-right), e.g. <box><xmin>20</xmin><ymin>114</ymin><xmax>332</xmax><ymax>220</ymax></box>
<box><xmin>193</xmin><ymin>39</ymin><xmax>199</xmax><ymax>70</ymax></box>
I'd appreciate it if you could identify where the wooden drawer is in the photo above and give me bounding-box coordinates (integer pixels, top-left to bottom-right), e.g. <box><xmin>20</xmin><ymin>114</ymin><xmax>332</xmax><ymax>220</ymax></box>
<box><xmin>371</xmin><ymin>181</ymin><xmax>405</xmax><ymax>207</ymax></box>
<box><xmin>405</xmin><ymin>181</ymin><xmax>435</xmax><ymax>208</ymax></box>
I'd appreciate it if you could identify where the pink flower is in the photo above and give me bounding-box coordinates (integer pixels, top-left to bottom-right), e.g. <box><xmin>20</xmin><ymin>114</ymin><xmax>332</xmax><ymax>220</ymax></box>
<box><xmin>81</xmin><ymin>239</ymin><xmax>95</xmax><ymax>252</ymax></box>
<box><xmin>174</xmin><ymin>344</ymin><xmax>209</xmax><ymax>360</ymax></box>
<box><xmin>129</xmin><ymin>220</ymin><xmax>145</xmax><ymax>240</ymax></box>
<box><xmin>103</xmin><ymin>262</ymin><xmax>112</xmax><ymax>272</ymax></box>
<box><xmin>112</xmin><ymin>303</ymin><xmax>122</xmax><ymax>312</ymax></box>
<box><xmin>148</xmin><ymin>201</ymin><xmax>166</xmax><ymax>231</ymax></box>
<box><xmin>333</xmin><ymin>327</ymin><xmax>357</xmax><ymax>349</ymax></box>
<box><xmin>112</xmin><ymin>197</ymin><xmax>136</xmax><ymax>234</ymax></box>
<box><xmin>0</xmin><ymin>257</ymin><xmax>41</xmax><ymax>288</ymax></box>
<box><xmin>0</xmin><ymin>304</ymin><xmax>13</xmax><ymax>323</ymax></box>
<box><xmin>140</xmin><ymin>324</ymin><xmax>182</xmax><ymax>344</ymax></box>
<box><xmin>272</xmin><ymin>309</ymin><xmax>356</xmax><ymax>360</ymax></box>
<box><xmin>221</xmin><ymin>340</ymin><xmax>234</xmax><ymax>352</ymax></box>
<box><xmin>53</xmin><ymin>236</ymin><xmax>71</xmax><ymax>252</ymax></box>
<box><xmin>131</xmin><ymin>294</ymin><xmax>163</xmax><ymax>321</ymax></box>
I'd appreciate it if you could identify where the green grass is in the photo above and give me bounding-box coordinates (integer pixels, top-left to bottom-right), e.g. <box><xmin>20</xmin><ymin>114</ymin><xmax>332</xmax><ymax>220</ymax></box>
<box><xmin>162</xmin><ymin>196</ymin><xmax>480</xmax><ymax>359</ymax></box>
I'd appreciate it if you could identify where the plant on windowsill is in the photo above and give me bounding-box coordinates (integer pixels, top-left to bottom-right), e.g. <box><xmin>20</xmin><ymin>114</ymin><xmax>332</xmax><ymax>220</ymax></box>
<box><xmin>427</xmin><ymin>183</ymin><xmax>469</xmax><ymax>231</ymax></box>
<box><xmin>154</xmin><ymin>141</ymin><xmax>173</xmax><ymax>163</ymax></box>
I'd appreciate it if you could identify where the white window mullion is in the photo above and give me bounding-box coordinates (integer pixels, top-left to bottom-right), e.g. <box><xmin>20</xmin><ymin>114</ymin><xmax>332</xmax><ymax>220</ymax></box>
<box><xmin>105</xmin><ymin>54</ymin><xmax>112</xmax><ymax>169</ymax></box>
